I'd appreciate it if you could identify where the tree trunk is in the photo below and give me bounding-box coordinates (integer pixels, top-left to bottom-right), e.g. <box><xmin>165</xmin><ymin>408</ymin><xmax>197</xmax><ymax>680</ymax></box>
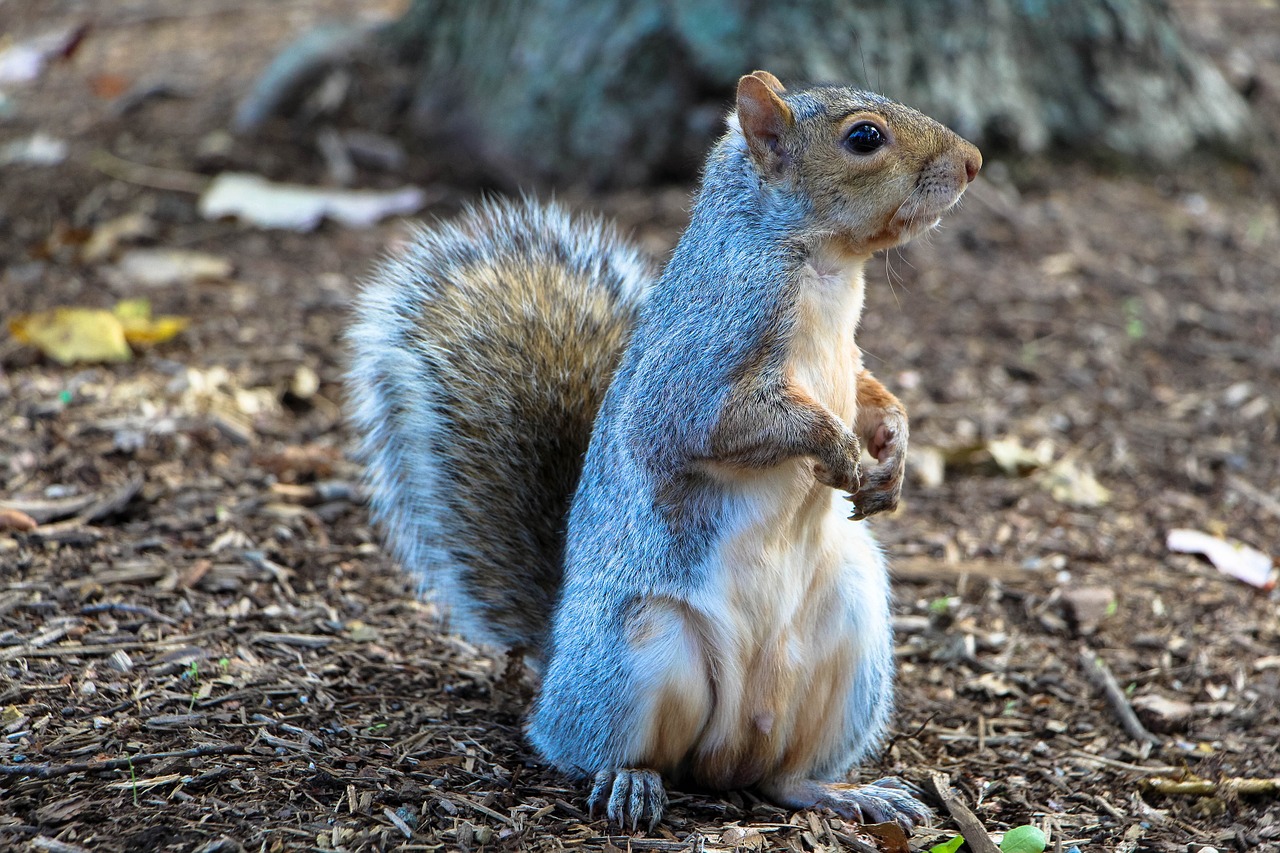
<box><xmin>371</xmin><ymin>0</ymin><xmax>1251</xmax><ymax>186</ymax></box>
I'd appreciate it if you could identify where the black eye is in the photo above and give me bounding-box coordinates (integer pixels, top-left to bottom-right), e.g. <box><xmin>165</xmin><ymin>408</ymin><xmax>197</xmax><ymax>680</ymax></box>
<box><xmin>845</xmin><ymin>122</ymin><xmax>885</xmax><ymax>154</ymax></box>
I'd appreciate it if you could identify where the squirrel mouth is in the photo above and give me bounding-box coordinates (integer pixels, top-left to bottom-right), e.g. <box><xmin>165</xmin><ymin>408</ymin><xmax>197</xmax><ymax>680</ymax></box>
<box><xmin>892</xmin><ymin>184</ymin><xmax>967</xmax><ymax>240</ymax></box>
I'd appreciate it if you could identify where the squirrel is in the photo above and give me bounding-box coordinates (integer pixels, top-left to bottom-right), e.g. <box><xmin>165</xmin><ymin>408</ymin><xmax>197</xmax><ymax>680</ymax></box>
<box><xmin>347</xmin><ymin>70</ymin><xmax>981</xmax><ymax>832</ymax></box>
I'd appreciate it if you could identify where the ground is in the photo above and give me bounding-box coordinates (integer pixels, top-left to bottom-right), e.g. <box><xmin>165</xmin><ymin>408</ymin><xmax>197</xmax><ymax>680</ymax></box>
<box><xmin>1</xmin><ymin>2</ymin><xmax>1279</xmax><ymax>852</ymax></box>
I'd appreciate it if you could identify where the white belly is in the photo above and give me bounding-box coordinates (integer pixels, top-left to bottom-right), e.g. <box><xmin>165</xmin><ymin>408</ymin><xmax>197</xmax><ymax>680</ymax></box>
<box><xmin>682</xmin><ymin>472</ymin><xmax>888</xmax><ymax>789</ymax></box>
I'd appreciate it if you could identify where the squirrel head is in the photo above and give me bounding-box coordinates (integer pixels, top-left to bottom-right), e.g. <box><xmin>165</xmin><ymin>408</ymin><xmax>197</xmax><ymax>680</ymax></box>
<box><xmin>734</xmin><ymin>70</ymin><xmax>982</xmax><ymax>257</ymax></box>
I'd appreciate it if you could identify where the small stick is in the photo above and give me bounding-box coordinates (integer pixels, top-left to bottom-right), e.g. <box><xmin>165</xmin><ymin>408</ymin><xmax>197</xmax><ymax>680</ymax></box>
<box><xmin>80</xmin><ymin>602</ymin><xmax>177</xmax><ymax>625</ymax></box>
<box><xmin>925</xmin><ymin>773</ymin><xmax>1001</xmax><ymax>853</ymax></box>
<box><xmin>1077</xmin><ymin>647</ymin><xmax>1161</xmax><ymax>746</ymax></box>
<box><xmin>1143</xmin><ymin>776</ymin><xmax>1280</xmax><ymax>797</ymax></box>
<box><xmin>0</xmin><ymin>744</ymin><xmax>246</xmax><ymax>780</ymax></box>
<box><xmin>89</xmin><ymin>149</ymin><xmax>209</xmax><ymax>194</ymax></box>
<box><xmin>1067</xmin><ymin>750</ymin><xmax>1180</xmax><ymax>775</ymax></box>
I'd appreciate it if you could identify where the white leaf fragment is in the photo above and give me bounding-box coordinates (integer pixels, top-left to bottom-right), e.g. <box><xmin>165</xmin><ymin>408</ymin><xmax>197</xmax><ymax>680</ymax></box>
<box><xmin>0</xmin><ymin>132</ymin><xmax>68</xmax><ymax>167</ymax></box>
<box><xmin>198</xmin><ymin>172</ymin><xmax>426</xmax><ymax>231</ymax></box>
<box><xmin>115</xmin><ymin>248</ymin><xmax>234</xmax><ymax>287</ymax></box>
<box><xmin>0</xmin><ymin>27</ymin><xmax>81</xmax><ymax>85</ymax></box>
<box><xmin>1167</xmin><ymin>528</ymin><xmax>1274</xmax><ymax>588</ymax></box>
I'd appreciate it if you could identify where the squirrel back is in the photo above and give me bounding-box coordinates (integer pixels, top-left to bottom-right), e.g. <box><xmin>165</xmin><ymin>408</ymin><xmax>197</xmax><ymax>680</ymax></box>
<box><xmin>346</xmin><ymin>199</ymin><xmax>652</xmax><ymax>654</ymax></box>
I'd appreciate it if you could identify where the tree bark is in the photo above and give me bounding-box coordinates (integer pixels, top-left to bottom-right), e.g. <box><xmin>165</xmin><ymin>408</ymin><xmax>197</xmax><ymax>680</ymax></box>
<box><xmin>346</xmin><ymin>0</ymin><xmax>1253</xmax><ymax>185</ymax></box>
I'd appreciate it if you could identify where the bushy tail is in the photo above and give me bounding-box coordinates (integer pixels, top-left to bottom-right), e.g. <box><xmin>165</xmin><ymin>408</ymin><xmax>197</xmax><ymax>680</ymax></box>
<box><xmin>347</xmin><ymin>199</ymin><xmax>651</xmax><ymax>655</ymax></box>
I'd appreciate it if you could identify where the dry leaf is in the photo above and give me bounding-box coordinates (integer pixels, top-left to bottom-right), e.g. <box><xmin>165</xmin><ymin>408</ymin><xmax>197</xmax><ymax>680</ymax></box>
<box><xmin>969</xmin><ymin>671</ymin><xmax>1017</xmax><ymax>697</ymax></box>
<box><xmin>115</xmin><ymin>247</ymin><xmax>233</xmax><ymax>287</ymax></box>
<box><xmin>910</xmin><ymin>445</ymin><xmax>947</xmax><ymax>487</ymax></box>
<box><xmin>199</xmin><ymin>172</ymin><xmax>426</xmax><ymax>231</ymax></box>
<box><xmin>8</xmin><ymin>301</ymin><xmax>188</xmax><ymax>363</ymax></box>
<box><xmin>113</xmin><ymin>299</ymin><xmax>190</xmax><ymax>346</ymax></box>
<box><xmin>9</xmin><ymin>307</ymin><xmax>131</xmax><ymax>365</ymax></box>
<box><xmin>861</xmin><ymin>821</ymin><xmax>911</xmax><ymax>853</ymax></box>
<box><xmin>988</xmin><ymin>437</ymin><xmax>1054</xmax><ymax>476</ymax></box>
<box><xmin>1039</xmin><ymin>251</ymin><xmax>1080</xmax><ymax>277</ymax></box>
<box><xmin>940</xmin><ymin>438</ymin><xmax>1053</xmax><ymax>477</ymax></box>
<box><xmin>1040</xmin><ymin>457</ymin><xmax>1111</xmax><ymax>507</ymax></box>
<box><xmin>1167</xmin><ymin>529</ymin><xmax>1274</xmax><ymax>589</ymax></box>
<box><xmin>719</xmin><ymin>826</ymin><xmax>766</xmax><ymax>849</ymax></box>
<box><xmin>81</xmin><ymin>212</ymin><xmax>155</xmax><ymax>262</ymax></box>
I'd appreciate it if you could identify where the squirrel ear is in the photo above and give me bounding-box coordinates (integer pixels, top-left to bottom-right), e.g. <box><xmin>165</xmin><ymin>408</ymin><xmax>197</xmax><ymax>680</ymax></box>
<box><xmin>737</xmin><ymin>73</ymin><xmax>795</xmax><ymax>175</ymax></box>
<box><xmin>748</xmin><ymin>70</ymin><xmax>787</xmax><ymax>95</ymax></box>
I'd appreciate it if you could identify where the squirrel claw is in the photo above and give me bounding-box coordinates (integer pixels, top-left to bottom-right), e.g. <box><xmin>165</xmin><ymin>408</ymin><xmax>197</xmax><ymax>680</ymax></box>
<box><xmin>815</xmin><ymin>779</ymin><xmax>933</xmax><ymax>833</ymax></box>
<box><xmin>814</xmin><ymin>434</ymin><xmax>863</xmax><ymax>493</ymax></box>
<box><xmin>844</xmin><ymin>426</ymin><xmax>906</xmax><ymax>520</ymax></box>
<box><xmin>590</xmin><ymin>768</ymin><xmax>667</xmax><ymax>833</ymax></box>
<box><xmin>844</xmin><ymin>465</ymin><xmax>903</xmax><ymax>521</ymax></box>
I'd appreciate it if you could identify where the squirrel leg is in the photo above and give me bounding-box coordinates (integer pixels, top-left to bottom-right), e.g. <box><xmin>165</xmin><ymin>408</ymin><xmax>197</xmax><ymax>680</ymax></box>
<box><xmin>758</xmin><ymin>776</ymin><xmax>932</xmax><ymax>833</ymax></box>
<box><xmin>845</xmin><ymin>370</ymin><xmax>908</xmax><ymax>520</ymax></box>
<box><xmin>589</xmin><ymin>768</ymin><xmax>669</xmax><ymax>832</ymax></box>
<box><xmin>708</xmin><ymin>379</ymin><xmax>862</xmax><ymax>492</ymax></box>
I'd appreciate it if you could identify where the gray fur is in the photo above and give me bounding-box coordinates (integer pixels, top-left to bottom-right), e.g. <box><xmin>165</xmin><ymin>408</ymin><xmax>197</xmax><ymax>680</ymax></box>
<box><xmin>347</xmin><ymin>198</ymin><xmax>652</xmax><ymax>653</ymax></box>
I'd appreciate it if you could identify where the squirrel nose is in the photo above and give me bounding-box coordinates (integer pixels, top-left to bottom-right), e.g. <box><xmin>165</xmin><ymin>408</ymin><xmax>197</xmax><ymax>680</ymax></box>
<box><xmin>963</xmin><ymin>148</ymin><xmax>982</xmax><ymax>184</ymax></box>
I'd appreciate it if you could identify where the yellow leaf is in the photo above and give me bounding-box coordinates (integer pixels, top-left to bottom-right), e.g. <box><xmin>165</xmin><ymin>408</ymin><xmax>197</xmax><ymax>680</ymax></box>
<box><xmin>112</xmin><ymin>299</ymin><xmax>190</xmax><ymax>346</ymax></box>
<box><xmin>112</xmin><ymin>298</ymin><xmax>152</xmax><ymax>325</ymax></box>
<box><xmin>125</xmin><ymin>315</ymin><xmax>189</xmax><ymax>345</ymax></box>
<box><xmin>8</xmin><ymin>308</ymin><xmax>131</xmax><ymax>365</ymax></box>
<box><xmin>1041</xmin><ymin>458</ymin><xmax>1111</xmax><ymax>507</ymax></box>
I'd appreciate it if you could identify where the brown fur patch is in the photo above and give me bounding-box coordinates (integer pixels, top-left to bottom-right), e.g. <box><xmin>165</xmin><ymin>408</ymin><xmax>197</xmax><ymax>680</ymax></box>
<box><xmin>854</xmin><ymin>370</ymin><xmax>901</xmax><ymax>420</ymax></box>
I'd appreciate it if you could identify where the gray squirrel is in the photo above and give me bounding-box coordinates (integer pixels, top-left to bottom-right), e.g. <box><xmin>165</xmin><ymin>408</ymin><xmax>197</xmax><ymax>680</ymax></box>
<box><xmin>347</xmin><ymin>71</ymin><xmax>981</xmax><ymax>832</ymax></box>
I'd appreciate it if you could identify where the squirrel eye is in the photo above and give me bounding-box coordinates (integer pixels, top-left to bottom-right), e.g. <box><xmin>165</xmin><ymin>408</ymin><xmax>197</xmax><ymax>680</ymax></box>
<box><xmin>845</xmin><ymin>122</ymin><xmax>885</xmax><ymax>155</ymax></box>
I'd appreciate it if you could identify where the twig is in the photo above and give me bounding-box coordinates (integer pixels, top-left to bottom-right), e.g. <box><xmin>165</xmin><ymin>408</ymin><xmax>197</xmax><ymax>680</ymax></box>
<box><xmin>0</xmin><ymin>744</ymin><xmax>247</xmax><ymax>780</ymax></box>
<box><xmin>78</xmin><ymin>476</ymin><xmax>144</xmax><ymax>523</ymax></box>
<box><xmin>1077</xmin><ymin>646</ymin><xmax>1161</xmax><ymax>746</ymax></box>
<box><xmin>1143</xmin><ymin>776</ymin><xmax>1280</xmax><ymax>797</ymax></box>
<box><xmin>830</xmin><ymin>830</ymin><xmax>879</xmax><ymax>853</ymax></box>
<box><xmin>383</xmin><ymin>806</ymin><xmax>414</xmax><ymax>839</ymax></box>
<box><xmin>925</xmin><ymin>773</ymin><xmax>1001</xmax><ymax>853</ymax></box>
<box><xmin>89</xmin><ymin>149</ymin><xmax>209</xmax><ymax>194</ymax></box>
<box><xmin>0</xmin><ymin>638</ymin><xmax>197</xmax><ymax>662</ymax></box>
<box><xmin>1067</xmin><ymin>750</ymin><xmax>1180</xmax><ymax>775</ymax></box>
<box><xmin>450</xmin><ymin>793</ymin><xmax>516</xmax><ymax>825</ymax></box>
<box><xmin>80</xmin><ymin>601</ymin><xmax>177</xmax><ymax>625</ymax></box>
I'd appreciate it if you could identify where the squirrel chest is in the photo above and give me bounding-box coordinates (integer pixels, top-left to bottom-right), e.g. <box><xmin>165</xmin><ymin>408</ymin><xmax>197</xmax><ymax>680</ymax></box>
<box><xmin>634</xmin><ymin>254</ymin><xmax>879</xmax><ymax>790</ymax></box>
<box><xmin>787</xmin><ymin>252</ymin><xmax>868</xmax><ymax>424</ymax></box>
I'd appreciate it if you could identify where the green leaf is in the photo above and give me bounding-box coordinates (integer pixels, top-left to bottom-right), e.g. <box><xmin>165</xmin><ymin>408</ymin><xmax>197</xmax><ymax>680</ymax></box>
<box><xmin>930</xmin><ymin>837</ymin><xmax>965</xmax><ymax>853</ymax></box>
<box><xmin>1000</xmin><ymin>825</ymin><xmax>1047</xmax><ymax>853</ymax></box>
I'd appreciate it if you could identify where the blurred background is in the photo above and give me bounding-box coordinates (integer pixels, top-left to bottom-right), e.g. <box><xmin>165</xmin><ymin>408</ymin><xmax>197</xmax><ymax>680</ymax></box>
<box><xmin>1</xmin><ymin>2</ymin><xmax>1278</xmax><ymax>851</ymax></box>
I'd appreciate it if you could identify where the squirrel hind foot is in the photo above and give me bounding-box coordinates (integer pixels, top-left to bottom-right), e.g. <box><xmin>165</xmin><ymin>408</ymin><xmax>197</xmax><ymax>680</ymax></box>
<box><xmin>761</xmin><ymin>777</ymin><xmax>932</xmax><ymax>833</ymax></box>
<box><xmin>589</xmin><ymin>768</ymin><xmax>668</xmax><ymax>833</ymax></box>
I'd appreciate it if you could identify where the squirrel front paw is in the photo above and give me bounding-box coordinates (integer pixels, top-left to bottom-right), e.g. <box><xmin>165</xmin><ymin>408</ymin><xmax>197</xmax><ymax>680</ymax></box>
<box><xmin>846</xmin><ymin>413</ymin><xmax>907</xmax><ymax>521</ymax></box>
<box><xmin>813</xmin><ymin>431</ymin><xmax>863</xmax><ymax>493</ymax></box>
<box><xmin>589</xmin><ymin>768</ymin><xmax>668</xmax><ymax>833</ymax></box>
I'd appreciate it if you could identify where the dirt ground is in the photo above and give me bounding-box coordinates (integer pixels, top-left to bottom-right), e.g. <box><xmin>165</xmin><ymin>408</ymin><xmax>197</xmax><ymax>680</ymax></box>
<box><xmin>2</xmin><ymin>2</ymin><xmax>1279</xmax><ymax>852</ymax></box>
